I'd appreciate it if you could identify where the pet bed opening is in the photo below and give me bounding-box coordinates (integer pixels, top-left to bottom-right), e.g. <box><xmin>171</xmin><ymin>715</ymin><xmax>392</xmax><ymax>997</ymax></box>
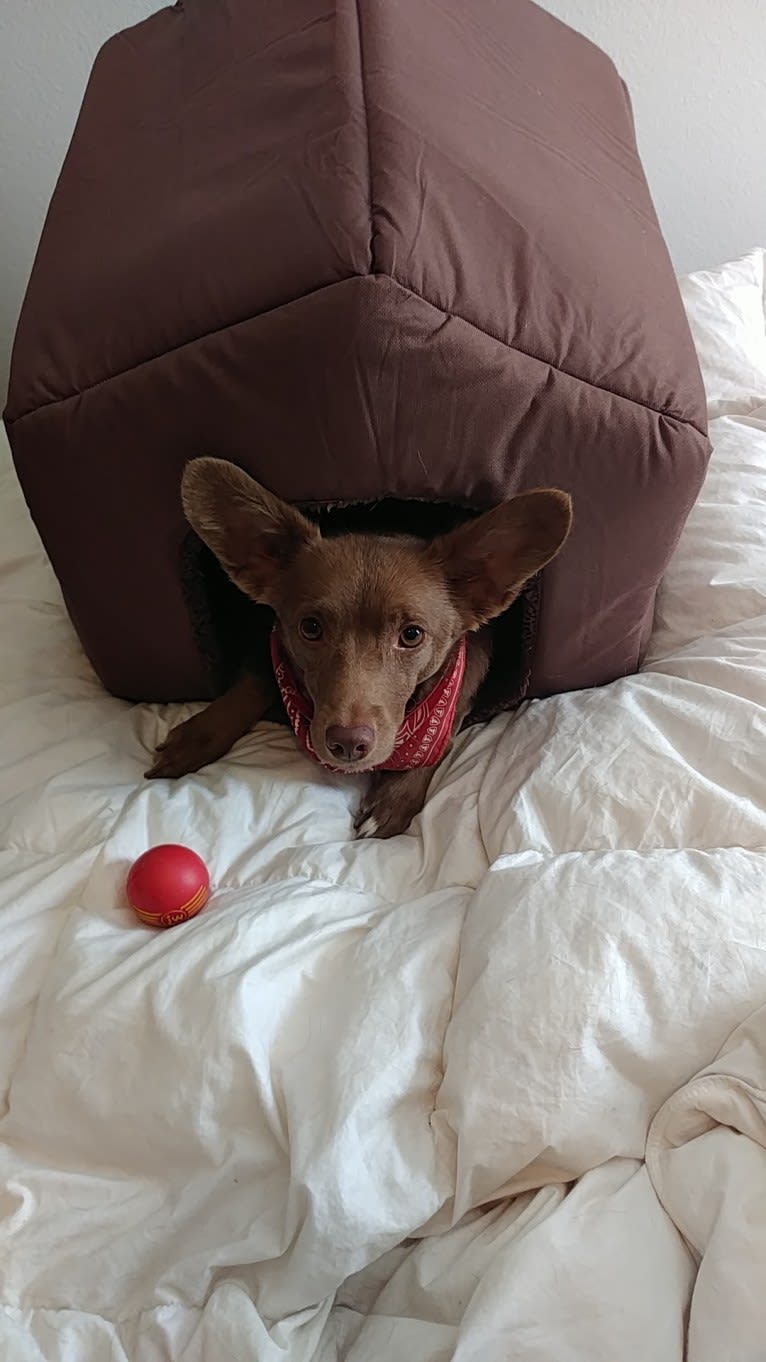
<box><xmin>180</xmin><ymin>498</ymin><xmax>540</xmax><ymax>720</ymax></box>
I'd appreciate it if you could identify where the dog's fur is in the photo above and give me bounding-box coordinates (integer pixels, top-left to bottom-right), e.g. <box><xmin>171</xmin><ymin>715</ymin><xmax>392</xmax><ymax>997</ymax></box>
<box><xmin>147</xmin><ymin>458</ymin><xmax>572</xmax><ymax>837</ymax></box>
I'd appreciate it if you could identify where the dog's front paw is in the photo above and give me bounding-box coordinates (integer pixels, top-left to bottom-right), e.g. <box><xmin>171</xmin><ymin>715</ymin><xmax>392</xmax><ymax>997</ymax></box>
<box><xmin>353</xmin><ymin>809</ymin><xmax>384</xmax><ymax>840</ymax></box>
<box><xmin>145</xmin><ymin>712</ymin><xmax>228</xmax><ymax>780</ymax></box>
<box><xmin>354</xmin><ymin>768</ymin><xmax>434</xmax><ymax>840</ymax></box>
<box><xmin>354</xmin><ymin>799</ymin><xmax>417</xmax><ymax>839</ymax></box>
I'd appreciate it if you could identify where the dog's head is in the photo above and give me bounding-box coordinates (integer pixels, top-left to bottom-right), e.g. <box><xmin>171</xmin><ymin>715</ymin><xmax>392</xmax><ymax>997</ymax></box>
<box><xmin>182</xmin><ymin>458</ymin><xmax>572</xmax><ymax>770</ymax></box>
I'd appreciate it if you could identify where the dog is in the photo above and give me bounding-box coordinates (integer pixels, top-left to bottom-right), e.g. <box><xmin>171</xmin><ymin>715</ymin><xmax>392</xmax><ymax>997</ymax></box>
<box><xmin>146</xmin><ymin>458</ymin><xmax>572</xmax><ymax>838</ymax></box>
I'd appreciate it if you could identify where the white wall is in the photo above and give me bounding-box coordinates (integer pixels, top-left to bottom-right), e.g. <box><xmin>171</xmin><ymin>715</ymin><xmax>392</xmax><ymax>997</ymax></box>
<box><xmin>1</xmin><ymin>1</ymin><xmax>765</xmax><ymax>401</ymax></box>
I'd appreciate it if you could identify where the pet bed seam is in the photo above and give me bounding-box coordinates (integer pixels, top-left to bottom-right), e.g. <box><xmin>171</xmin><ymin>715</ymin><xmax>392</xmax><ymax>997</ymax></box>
<box><xmin>5</xmin><ymin>276</ymin><xmax>705</xmax><ymax>438</ymax></box>
<box><xmin>352</xmin><ymin>0</ymin><xmax>376</xmax><ymax>274</ymax></box>
<box><xmin>396</xmin><ymin>278</ymin><xmax>708</xmax><ymax>438</ymax></box>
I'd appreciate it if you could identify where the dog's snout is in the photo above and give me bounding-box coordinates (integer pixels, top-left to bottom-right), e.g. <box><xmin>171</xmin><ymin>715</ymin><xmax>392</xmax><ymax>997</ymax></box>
<box><xmin>326</xmin><ymin>724</ymin><xmax>375</xmax><ymax>764</ymax></box>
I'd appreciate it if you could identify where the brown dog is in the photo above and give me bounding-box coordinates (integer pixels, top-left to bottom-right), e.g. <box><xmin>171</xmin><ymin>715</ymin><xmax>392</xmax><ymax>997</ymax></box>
<box><xmin>147</xmin><ymin>459</ymin><xmax>572</xmax><ymax>837</ymax></box>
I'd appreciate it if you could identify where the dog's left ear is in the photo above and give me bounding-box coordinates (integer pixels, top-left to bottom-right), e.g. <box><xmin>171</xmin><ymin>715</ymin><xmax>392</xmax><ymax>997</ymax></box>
<box><xmin>432</xmin><ymin>489</ymin><xmax>572</xmax><ymax>628</ymax></box>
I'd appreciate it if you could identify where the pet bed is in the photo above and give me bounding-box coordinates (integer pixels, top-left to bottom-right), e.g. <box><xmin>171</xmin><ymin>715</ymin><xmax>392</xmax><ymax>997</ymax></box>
<box><xmin>4</xmin><ymin>0</ymin><xmax>708</xmax><ymax>706</ymax></box>
<box><xmin>0</xmin><ymin>249</ymin><xmax>765</xmax><ymax>1360</ymax></box>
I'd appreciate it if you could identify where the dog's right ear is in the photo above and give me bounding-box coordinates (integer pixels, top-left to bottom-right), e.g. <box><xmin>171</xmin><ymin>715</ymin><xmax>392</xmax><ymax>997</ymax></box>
<box><xmin>181</xmin><ymin>457</ymin><xmax>319</xmax><ymax>601</ymax></box>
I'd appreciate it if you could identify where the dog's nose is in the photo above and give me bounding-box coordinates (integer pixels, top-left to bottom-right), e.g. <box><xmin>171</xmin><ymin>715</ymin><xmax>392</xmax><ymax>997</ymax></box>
<box><xmin>326</xmin><ymin>724</ymin><xmax>375</xmax><ymax>763</ymax></box>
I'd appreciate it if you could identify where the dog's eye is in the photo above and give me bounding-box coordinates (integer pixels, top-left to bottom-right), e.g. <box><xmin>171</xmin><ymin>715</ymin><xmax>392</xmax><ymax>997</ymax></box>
<box><xmin>299</xmin><ymin>616</ymin><xmax>323</xmax><ymax>641</ymax></box>
<box><xmin>399</xmin><ymin>624</ymin><xmax>424</xmax><ymax>648</ymax></box>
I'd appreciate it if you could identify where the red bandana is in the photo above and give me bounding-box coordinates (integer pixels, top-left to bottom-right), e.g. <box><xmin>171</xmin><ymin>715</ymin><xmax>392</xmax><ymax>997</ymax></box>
<box><xmin>269</xmin><ymin>629</ymin><xmax>467</xmax><ymax>773</ymax></box>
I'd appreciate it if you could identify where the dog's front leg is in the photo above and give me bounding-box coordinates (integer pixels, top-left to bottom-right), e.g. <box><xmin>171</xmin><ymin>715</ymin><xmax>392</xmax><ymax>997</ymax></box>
<box><xmin>354</xmin><ymin>766</ymin><xmax>436</xmax><ymax>840</ymax></box>
<box><xmin>146</xmin><ymin>669</ymin><xmax>277</xmax><ymax>779</ymax></box>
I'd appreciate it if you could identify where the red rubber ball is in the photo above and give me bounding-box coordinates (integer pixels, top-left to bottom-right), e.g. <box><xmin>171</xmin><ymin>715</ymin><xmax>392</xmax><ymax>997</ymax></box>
<box><xmin>126</xmin><ymin>844</ymin><xmax>210</xmax><ymax>928</ymax></box>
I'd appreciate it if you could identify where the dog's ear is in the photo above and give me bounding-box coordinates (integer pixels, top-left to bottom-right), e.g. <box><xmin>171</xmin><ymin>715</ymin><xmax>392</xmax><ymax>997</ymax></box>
<box><xmin>433</xmin><ymin>489</ymin><xmax>572</xmax><ymax>628</ymax></box>
<box><xmin>181</xmin><ymin>457</ymin><xmax>319</xmax><ymax>600</ymax></box>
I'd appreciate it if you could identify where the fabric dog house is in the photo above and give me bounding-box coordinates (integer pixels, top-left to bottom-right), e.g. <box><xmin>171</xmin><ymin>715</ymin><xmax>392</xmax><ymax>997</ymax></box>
<box><xmin>4</xmin><ymin>0</ymin><xmax>709</xmax><ymax>708</ymax></box>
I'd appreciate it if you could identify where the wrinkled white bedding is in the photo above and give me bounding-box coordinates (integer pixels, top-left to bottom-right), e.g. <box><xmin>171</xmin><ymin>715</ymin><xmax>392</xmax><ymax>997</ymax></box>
<box><xmin>1</xmin><ymin>251</ymin><xmax>765</xmax><ymax>1362</ymax></box>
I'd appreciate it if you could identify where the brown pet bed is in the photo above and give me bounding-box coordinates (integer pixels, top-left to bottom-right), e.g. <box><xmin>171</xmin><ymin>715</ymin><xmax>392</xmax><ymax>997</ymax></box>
<box><xmin>4</xmin><ymin>0</ymin><xmax>709</xmax><ymax>708</ymax></box>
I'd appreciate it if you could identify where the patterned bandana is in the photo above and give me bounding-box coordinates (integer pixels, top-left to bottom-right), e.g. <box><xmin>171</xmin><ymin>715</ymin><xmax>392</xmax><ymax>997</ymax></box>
<box><xmin>269</xmin><ymin>629</ymin><xmax>467</xmax><ymax>773</ymax></box>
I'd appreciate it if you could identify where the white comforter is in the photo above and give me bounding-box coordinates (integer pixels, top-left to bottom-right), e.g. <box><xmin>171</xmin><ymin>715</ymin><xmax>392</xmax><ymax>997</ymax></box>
<box><xmin>1</xmin><ymin>251</ymin><xmax>765</xmax><ymax>1362</ymax></box>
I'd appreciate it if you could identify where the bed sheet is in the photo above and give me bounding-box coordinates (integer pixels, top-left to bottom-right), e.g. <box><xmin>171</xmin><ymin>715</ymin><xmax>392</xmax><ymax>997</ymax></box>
<box><xmin>0</xmin><ymin>251</ymin><xmax>765</xmax><ymax>1361</ymax></box>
